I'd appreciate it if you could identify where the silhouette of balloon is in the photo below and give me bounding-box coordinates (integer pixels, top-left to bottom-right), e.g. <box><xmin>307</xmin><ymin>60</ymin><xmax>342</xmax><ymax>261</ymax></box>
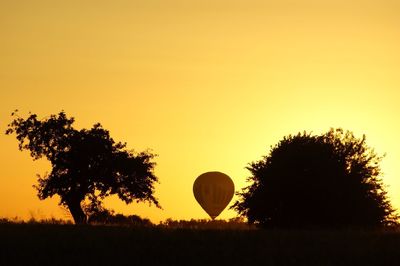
<box><xmin>193</xmin><ymin>171</ymin><xmax>235</xmax><ymax>219</ymax></box>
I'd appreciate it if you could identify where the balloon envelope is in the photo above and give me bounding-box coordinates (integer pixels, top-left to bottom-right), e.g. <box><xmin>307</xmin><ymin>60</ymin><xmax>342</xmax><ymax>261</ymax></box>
<box><xmin>193</xmin><ymin>171</ymin><xmax>235</xmax><ymax>219</ymax></box>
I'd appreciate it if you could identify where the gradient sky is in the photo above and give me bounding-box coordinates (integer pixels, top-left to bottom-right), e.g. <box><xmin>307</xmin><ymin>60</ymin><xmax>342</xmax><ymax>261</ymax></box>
<box><xmin>1</xmin><ymin>0</ymin><xmax>400</xmax><ymax>223</ymax></box>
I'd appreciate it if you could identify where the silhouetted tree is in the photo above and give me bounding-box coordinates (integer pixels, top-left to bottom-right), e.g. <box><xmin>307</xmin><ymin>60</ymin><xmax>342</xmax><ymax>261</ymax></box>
<box><xmin>6</xmin><ymin>111</ymin><xmax>160</xmax><ymax>224</ymax></box>
<box><xmin>232</xmin><ymin>128</ymin><xmax>397</xmax><ymax>229</ymax></box>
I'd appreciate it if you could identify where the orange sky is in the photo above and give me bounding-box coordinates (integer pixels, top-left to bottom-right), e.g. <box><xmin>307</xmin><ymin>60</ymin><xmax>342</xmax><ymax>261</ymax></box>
<box><xmin>1</xmin><ymin>0</ymin><xmax>400</xmax><ymax>223</ymax></box>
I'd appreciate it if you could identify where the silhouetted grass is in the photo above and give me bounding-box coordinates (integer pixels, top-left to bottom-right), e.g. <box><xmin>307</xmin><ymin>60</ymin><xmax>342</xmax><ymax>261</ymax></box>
<box><xmin>159</xmin><ymin>217</ymin><xmax>255</xmax><ymax>230</ymax></box>
<box><xmin>1</xmin><ymin>222</ymin><xmax>400</xmax><ymax>266</ymax></box>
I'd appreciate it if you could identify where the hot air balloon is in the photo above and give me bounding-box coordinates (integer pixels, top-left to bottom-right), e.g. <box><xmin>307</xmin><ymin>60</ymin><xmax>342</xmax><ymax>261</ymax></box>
<box><xmin>193</xmin><ymin>171</ymin><xmax>235</xmax><ymax>220</ymax></box>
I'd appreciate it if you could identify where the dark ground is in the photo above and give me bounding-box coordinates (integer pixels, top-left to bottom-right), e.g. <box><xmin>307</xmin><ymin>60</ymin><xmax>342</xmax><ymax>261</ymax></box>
<box><xmin>1</xmin><ymin>223</ymin><xmax>400</xmax><ymax>266</ymax></box>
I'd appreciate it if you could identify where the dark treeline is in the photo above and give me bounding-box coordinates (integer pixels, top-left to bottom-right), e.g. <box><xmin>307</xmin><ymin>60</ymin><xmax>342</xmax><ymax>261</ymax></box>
<box><xmin>6</xmin><ymin>111</ymin><xmax>399</xmax><ymax>229</ymax></box>
<box><xmin>0</xmin><ymin>215</ymin><xmax>253</xmax><ymax>230</ymax></box>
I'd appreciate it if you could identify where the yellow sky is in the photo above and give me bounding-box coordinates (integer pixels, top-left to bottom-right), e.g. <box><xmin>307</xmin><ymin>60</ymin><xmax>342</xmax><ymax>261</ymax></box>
<box><xmin>1</xmin><ymin>0</ymin><xmax>400</xmax><ymax>223</ymax></box>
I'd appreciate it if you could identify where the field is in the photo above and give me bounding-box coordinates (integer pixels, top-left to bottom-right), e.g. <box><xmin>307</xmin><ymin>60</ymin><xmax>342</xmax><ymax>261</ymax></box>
<box><xmin>1</xmin><ymin>223</ymin><xmax>400</xmax><ymax>266</ymax></box>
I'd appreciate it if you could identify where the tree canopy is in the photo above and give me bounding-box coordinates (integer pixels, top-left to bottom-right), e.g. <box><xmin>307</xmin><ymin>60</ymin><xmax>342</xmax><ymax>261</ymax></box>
<box><xmin>232</xmin><ymin>128</ymin><xmax>397</xmax><ymax>229</ymax></box>
<box><xmin>6</xmin><ymin>111</ymin><xmax>160</xmax><ymax>224</ymax></box>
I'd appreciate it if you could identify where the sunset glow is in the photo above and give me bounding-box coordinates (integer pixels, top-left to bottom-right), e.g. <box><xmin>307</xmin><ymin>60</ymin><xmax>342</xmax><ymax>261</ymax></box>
<box><xmin>1</xmin><ymin>0</ymin><xmax>400</xmax><ymax>223</ymax></box>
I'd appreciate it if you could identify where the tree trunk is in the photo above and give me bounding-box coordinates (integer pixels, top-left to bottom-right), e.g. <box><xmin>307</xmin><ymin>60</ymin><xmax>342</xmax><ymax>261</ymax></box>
<box><xmin>67</xmin><ymin>199</ymin><xmax>87</xmax><ymax>224</ymax></box>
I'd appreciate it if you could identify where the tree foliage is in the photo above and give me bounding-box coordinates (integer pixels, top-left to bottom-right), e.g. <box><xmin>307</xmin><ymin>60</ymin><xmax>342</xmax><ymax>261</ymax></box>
<box><xmin>232</xmin><ymin>128</ymin><xmax>397</xmax><ymax>229</ymax></box>
<box><xmin>6</xmin><ymin>111</ymin><xmax>160</xmax><ymax>224</ymax></box>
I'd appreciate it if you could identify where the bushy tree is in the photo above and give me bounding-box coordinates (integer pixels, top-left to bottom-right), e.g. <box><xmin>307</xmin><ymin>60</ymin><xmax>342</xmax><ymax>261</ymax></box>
<box><xmin>232</xmin><ymin>129</ymin><xmax>397</xmax><ymax>229</ymax></box>
<box><xmin>6</xmin><ymin>111</ymin><xmax>160</xmax><ymax>224</ymax></box>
